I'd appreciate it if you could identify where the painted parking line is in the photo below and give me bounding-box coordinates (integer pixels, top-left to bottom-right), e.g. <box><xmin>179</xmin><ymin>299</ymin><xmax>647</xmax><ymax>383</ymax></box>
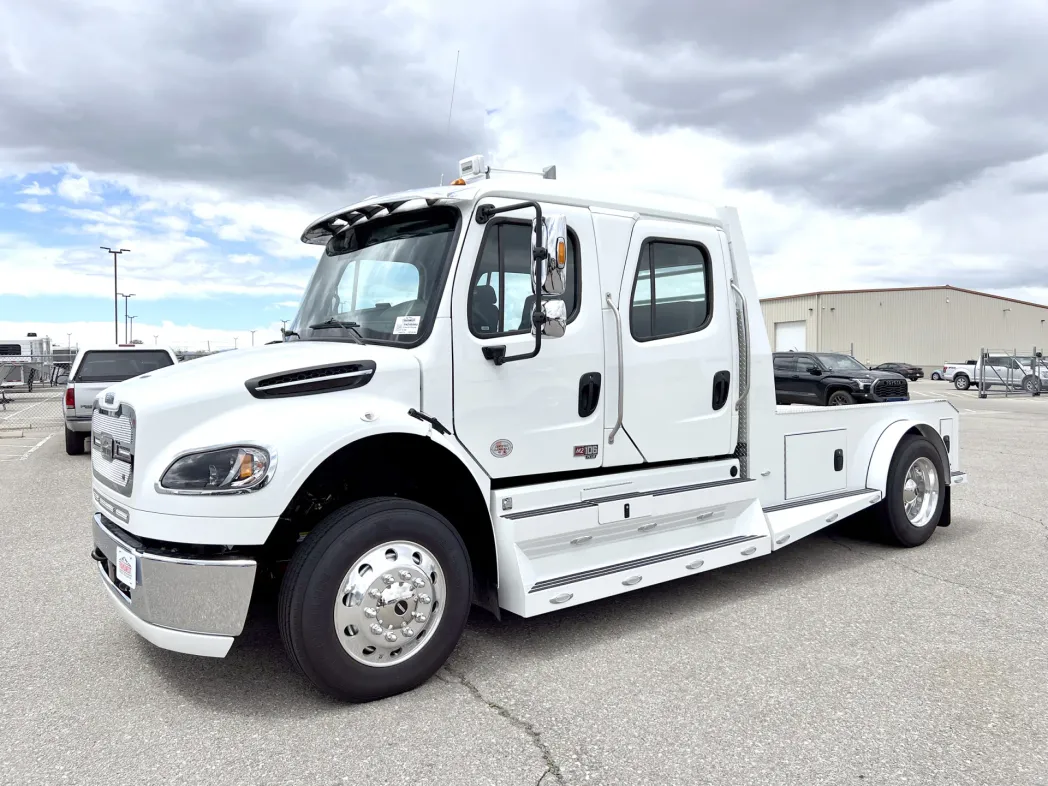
<box><xmin>0</xmin><ymin>433</ymin><xmax>55</xmax><ymax>461</ymax></box>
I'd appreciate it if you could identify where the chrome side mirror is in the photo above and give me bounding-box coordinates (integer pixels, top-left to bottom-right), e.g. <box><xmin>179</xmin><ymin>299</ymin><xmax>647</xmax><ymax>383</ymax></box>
<box><xmin>539</xmin><ymin>299</ymin><xmax>567</xmax><ymax>338</ymax></box>
<box><xmin>532</xmin><ymin>214</ymin><xmax>568</xmax><ymax>297</ymax></box>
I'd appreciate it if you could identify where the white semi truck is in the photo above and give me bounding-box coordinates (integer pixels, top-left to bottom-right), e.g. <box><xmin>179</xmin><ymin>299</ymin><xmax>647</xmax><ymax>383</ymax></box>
<box><xmin>89</xmin><ymin>157</ymin><xmax>968</xmax><ymax>702</ymax></box>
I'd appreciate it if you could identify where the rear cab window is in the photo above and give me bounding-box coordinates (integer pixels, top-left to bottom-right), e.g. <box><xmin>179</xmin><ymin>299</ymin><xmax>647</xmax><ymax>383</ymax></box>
<box><xmin>74</xmin><ymin>350</ymin><xmax>174</xmax><ymax>383</ymax></box>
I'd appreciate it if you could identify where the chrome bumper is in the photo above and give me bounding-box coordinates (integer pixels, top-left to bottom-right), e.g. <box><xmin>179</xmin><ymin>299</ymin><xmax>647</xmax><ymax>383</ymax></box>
<box><xmin>92</xmin><ymin>513</ymin><xmax>257</xmax><ymax>657</ymax></box>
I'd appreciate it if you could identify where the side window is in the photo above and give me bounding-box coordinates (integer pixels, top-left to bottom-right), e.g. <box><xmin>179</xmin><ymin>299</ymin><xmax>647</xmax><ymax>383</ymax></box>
<box><xmin>774</xmin><ymin>355</ymin><xmax>799</xmax><ymax>373</ymax></box>
<box><xmin>630</xmin><ymin>240</ymin><xmax>712</xmax><ymax>341</ymax></box>
<box><xmin>468</xmin><ymin>221</ymin><xmax>580</xmax><ymax>337</ymax></box>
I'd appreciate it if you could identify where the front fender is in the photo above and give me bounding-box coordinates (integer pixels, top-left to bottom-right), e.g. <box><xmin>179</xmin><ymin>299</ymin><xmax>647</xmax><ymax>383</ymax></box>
<box><xmin>865</xmin><ymin>418</ymin><xmax>952</xmax><ymax>496</ymax></box>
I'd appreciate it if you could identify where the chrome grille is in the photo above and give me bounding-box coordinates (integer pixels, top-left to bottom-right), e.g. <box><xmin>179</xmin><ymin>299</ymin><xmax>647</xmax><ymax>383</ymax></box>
<box><xmin>91</xmin><ymin>406</ymin><xmax>135</xmax><ymax>495</ymax></box>
<box><xmin>92</xmin><ymin>411</ymin><xmax>133</xmax><ymax>444</ymax></box>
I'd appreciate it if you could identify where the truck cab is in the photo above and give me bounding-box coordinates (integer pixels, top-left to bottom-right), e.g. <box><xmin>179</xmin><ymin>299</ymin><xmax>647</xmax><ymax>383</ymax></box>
<box><xmin>88</xmin><ymin>157</ymin><xmax>967</xmax><ymax>702</ymax></box>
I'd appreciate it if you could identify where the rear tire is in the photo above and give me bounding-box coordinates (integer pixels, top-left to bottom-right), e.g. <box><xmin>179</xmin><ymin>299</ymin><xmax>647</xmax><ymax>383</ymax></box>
<box><xmin>954</xmin><ymin>374</ymin><xmax>970</xmax><ymax>390</ymax></box>
<box><xmin>875</xmin><ymin>435</ymin><xmax>945</xmax><ymax>548</ymax></box>
<box><xmin>1022</xmin><ymin>375</ymin><xmax>1041</xmax><ymax>394</ymax></box>
<box><xmin>64</xmin><ymin>427</ymin><xmax>85</xmax><ymax>456</ymax></box>
<box><xmin>278</xmin><ymin>497</ymin><xmax>472</xmax><ymax>702</ymax></box>
<box><xmin>931</xmin><ymin>372</ymin><xmax>942</xmax><ymax>381</ymax></box>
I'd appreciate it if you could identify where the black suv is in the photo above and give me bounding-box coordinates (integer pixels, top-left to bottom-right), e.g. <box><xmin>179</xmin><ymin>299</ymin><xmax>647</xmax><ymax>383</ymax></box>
<box><xmin>773</xmin><ymin>352</ymin><xmax>909</xmax><ymax>406</ymax></box>
<box><xmin>871</xmin><ymin>361</ymin><xmax>924</xmax><ymax>381</ymax></box>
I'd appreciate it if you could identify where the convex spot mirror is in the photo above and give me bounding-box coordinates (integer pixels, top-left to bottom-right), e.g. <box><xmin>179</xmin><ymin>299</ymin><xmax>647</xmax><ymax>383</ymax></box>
<box><xmin>537</xmin><ymin>299</ymin><xmax>567</xmax><ymax>338</ymax></box>
<box><xmin>531</xmin><ymin>214</ymin><xmax>568</xmax><ymax>297</ymax></box>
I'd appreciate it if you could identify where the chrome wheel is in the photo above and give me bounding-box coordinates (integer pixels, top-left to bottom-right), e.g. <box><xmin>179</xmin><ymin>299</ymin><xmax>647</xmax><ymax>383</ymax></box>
<box><xmin>333</xmin><ymin>540</ymin><xmax>446</xmax><ymax>668</ymax></box>
<box><xmin>902</xmin><ymin>457</ymin><xmax>939</xmax><ymax>527</ymax></box>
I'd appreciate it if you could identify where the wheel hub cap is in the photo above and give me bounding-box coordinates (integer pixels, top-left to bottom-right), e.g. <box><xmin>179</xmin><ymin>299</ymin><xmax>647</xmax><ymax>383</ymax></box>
<box><xmin>902</xmin><ymin>456</ymin><xmax>939</xmax><ymax>527</ymax></box>
<box><xmin>333</xmin><ymin>541</ymin><xmax>445</xmax><ymax>667</ymax></box>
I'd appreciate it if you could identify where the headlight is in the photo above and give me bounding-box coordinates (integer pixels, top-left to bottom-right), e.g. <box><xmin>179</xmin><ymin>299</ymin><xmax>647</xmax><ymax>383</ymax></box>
<box><xmin>158</xmin><ymin>446</ymin><xmax>273</xmax><ymax>494</ymax></box>
<box><xmin>850</xmin><ymin>378</ymin><xmax>871</xmax><ymax>388</ymax></box>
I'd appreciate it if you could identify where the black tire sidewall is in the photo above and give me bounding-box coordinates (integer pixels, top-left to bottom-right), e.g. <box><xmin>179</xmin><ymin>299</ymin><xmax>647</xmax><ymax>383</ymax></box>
<box><xmin>828</xmin><ymin>390</ymin><xmax>854</xmax><ymax>406</ymax></box>
<box><xmin>883</xmin><ymin>436</ymin><xmax>945</xmax><ymax>547</ymax></box>
<box><xmin>954</xmin><ymin>375</ymin><xmax>969</xmax><ymax>390</ymax></box>
<box><xmin>281</xmin><ymin>498</ymin><xmax>472</xmax><ymax>702</ymax></box>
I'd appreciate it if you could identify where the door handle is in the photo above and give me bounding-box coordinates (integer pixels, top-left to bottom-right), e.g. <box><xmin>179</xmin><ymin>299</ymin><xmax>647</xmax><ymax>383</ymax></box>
<box><xmin>712</xmin><ymin>370</ymin><xmax>731</xmax><ymax>411</ymax></box>
<box><xmin>578</xmin><ymin>372</ymin><xmax>602</xmax><ymax>418</ymax></box>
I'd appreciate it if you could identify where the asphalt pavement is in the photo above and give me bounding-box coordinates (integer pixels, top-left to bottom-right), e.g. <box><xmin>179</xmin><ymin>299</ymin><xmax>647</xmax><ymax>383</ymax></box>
<box><xmin>1</xmin><ymin>381</ymin><xmax>1046</xmax><ymax>785</ymax></box>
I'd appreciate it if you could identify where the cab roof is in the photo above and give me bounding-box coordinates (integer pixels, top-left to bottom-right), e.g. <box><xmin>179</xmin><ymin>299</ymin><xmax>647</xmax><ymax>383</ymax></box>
<box><xmin>300</xmin><ymin>176</ymin><xmax>730</xmax><ymax>246</ymax></box>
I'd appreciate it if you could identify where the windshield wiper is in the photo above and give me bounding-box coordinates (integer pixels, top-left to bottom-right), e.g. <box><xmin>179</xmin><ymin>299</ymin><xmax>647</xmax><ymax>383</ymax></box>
<box><xmin>308</xmin><ymin>319</ymin><xmax>365</xmax><ymax>345</ymax></box>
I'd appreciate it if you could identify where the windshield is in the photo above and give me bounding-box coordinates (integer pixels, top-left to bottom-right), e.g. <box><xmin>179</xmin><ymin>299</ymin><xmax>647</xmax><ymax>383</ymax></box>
<box><xmin>814</xmin><ymin>353</ymin><xmax>868</xmax><ymax>372</ymax></box>
<box><xmin>292</xmin><ymin>207</ymin><xmax>461</xmax><ymax>345</ymax></box>
<box><xmin>75</xmin><ymin>350</ymin><xmax>174</xmax><ymax>383</ymax></box>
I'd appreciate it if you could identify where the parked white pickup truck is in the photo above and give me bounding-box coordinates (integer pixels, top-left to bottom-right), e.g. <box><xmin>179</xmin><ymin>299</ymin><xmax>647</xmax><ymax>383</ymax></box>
<box><xmin>89</xmin><ymin>157</ymin><xmax>968</xmax><ymax>702</ymax></box>
<box><xmin>64</xmin><ymin>344</ymin><xmax>178</xmax><ymax>455</ymax></box>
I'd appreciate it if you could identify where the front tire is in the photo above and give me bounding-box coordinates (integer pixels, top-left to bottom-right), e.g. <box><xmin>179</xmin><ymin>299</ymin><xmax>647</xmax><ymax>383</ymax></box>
<box><xmin>827</xmin><ymin>390</ymin><xmax>855</xmax><ymax>406</ymax></box>
<box><xmin>875</xmin><ymin>435</ymin><xmax>945</xmax><ymax>547</ymax></box>
<box><xmin>931</xmin><ymin>372</ymin><xmax>942</xmax><ymax>381</ymax></box>
<box><xmin>278</xmin><ymin>497</ymin><xmax>472</xmax><ymax>702</ymax></box>
<box><xmin>954</xmin><ymin>374</ymin><xmax>970</xmax><ymax>390</ymax></box>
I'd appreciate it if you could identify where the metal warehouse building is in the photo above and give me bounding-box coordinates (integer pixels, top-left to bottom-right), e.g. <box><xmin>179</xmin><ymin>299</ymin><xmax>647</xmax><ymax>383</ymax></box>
<box><xmin>760</xmin><ymin>285</ymin><xmax>1048</xmax><ymax>373</ymax></box>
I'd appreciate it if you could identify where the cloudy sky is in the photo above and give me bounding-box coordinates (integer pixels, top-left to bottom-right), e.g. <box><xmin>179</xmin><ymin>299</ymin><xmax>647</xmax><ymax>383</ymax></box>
<box><xmin>2</xmin><ymin>0</ymin><xmax>1046</xmax><ymax>350</ymax></box>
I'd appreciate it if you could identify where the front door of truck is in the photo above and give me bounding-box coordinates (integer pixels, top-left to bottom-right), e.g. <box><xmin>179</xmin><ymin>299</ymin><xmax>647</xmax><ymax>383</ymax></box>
<box><xmin>451</xmin><ymin>199</ymin><xmax>606</xmax><ymax>478</ymax></box>
<box><xmin>612</xmin><ymin>220</ymin><xmax>737</xmax><ymax>464</ymax></box>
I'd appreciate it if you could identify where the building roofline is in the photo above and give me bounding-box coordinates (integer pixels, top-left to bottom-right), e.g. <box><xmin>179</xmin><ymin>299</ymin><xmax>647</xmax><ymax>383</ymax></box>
<box><xmin>759</xmin><ymin>284</ymin><xmax>1048</xmax><ymax>311</ymax></box>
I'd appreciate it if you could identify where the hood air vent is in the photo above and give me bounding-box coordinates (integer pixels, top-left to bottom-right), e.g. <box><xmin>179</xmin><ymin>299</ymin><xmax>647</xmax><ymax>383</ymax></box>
<box><xmin>245</xmin><ymin>361</ymin><xmax>377</xmax><ymax>399</ymax></box>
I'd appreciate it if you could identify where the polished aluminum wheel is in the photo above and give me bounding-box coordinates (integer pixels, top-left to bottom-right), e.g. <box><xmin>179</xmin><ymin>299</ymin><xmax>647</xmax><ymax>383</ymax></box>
<box><xmin>902</xmin><ymin>456</ymin><xmax>939</xmax><ymax>527</ymax></box>
<box><xmin>333</xmin><ymin>540</ymin><xmax>446</xmax><ymax>667</ymax></box>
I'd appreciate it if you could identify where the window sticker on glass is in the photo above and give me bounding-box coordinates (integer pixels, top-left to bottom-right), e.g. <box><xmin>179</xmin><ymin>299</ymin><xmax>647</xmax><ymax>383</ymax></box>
<box><xmin>393</xmin><ymin>316</ymin><xmax>421</xmax><ymax>335</ymax></box>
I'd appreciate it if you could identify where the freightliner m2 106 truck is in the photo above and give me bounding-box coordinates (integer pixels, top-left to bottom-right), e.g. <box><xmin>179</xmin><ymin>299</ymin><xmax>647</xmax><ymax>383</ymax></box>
<box><xmin>89</xmin><ymin>156</ymin><xmax>968</xmax><ymax>701</ymax></box>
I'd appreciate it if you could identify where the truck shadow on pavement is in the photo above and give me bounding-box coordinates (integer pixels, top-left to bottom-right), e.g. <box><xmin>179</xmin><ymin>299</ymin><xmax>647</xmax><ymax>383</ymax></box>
<box><xmin>139</xmin><ymin>516</ymin><xmax>974</xmax><ymax>715</ymax></box>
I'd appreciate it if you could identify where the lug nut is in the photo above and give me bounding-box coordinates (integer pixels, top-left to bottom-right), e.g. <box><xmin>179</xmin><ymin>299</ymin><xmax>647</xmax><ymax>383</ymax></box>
<box><xmin>398</xmin><ymin>570</ymin><xmax>412</xmax><ymax>580</ymax></box>
<box><xmin>413</xmin><ymin>612</ymin><xmax>427</xmax><ymax>623</ymax></box>
<box><xmin>369</xmin><ymin>623</ymin><xmax>383</xmax><ymax>635</ymax></box>
<box><xmin>364</xmin><ymin>607</ymin><xmax>377</xmax><ymax>619</ymax></box>
<box><xmin>382</xmin><ymin>574</ymin><xmax>396</xmax><ymax>585</ymax></box>
<box><xmin>384</xmin><ymin>632</ymin><xmax>398</xmax><ymax>643</ymax></box>
<box><xmin>403</xmin><ymin>627</ymin><xmax>415</xmax><ymax>637</ymax></box>
<box><xmin>417</xmin><ymin>593</ymin><xmax>431</xmax><ymax>604</ymax></box>
<box><xmin>412</xmin><ymin>578</ymin><xmax>425</xmax><ymax>589</ymax></box>
<box><xmin>368</xmin><ymin>588</ymin><xmax>381</xmax><ymax>599</ymax></box>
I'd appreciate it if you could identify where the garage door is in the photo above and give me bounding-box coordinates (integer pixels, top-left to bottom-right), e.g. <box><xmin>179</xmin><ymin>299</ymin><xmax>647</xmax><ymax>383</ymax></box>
<box><xmin>775</xmin><ymin>321</ymin><xmax>807</xmax><ymax>352</ymax></box>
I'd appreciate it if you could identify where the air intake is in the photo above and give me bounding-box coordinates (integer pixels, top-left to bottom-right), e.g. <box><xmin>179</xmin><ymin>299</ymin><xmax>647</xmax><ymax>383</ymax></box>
<box><xmin>245</xmin><ymin>361</ymin><xmax>376</xmax><ymax>399</ymax></box>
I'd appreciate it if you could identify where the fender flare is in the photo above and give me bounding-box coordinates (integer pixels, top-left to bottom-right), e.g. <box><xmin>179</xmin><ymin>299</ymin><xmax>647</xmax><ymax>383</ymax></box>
<box><xmin>283</xmin><ymin>404</ymin><xmax>498</xmax><ymax>585</ymax></box>
<box><xmin>865</xmin><ymin>418</ymin><xmax>952</xmax><ymax>495</ymax></box>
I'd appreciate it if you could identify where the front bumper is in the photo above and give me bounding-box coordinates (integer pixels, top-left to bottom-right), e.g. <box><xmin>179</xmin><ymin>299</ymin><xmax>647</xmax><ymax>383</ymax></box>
<box><xmin>91</xmin><ymin>513</ymin><xmax>257</xmax><ymax>657</ymax></box>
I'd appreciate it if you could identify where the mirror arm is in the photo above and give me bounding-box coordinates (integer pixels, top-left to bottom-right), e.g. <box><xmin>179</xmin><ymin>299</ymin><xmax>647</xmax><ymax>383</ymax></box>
<box><xmin>476</xmin><ymin>201</ymin><xmax>548</xmax><ymax>365</ymax></box>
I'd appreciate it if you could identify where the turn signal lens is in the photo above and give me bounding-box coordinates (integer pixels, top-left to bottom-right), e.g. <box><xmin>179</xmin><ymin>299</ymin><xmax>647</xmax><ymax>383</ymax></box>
<box><xmin>556</xmin><ymin>238</ymin><xmax>566</xmax><ymax>267</ymax></box>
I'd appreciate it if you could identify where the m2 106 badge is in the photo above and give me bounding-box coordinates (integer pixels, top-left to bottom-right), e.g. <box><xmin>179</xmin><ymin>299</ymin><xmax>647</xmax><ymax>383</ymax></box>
<box><xmin>490</xmin><ymin>439</ymin><xmax>513</xmax><ymax>458</ymax></box>
<box><xmin>574</xmin><ymin>444</ymin><xmax>599</xmax><ymax>460</ymax></box>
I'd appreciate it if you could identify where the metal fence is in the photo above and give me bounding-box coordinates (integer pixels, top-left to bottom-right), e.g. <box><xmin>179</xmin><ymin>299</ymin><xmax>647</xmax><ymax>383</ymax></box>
<box><xmin>976</xmin><ymin>347</ymin><xmax>1046</xmax><ymax>398</ymax></box>
<box><xmin>1</xmin><ymin>355</ymin><xmax>68</xmax><ymax>433</ymax></box>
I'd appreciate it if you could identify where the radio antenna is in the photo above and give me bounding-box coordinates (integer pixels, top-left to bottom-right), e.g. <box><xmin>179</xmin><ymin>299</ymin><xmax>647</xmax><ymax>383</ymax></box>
<box><xmin>446</xmin><ymin>50</ymin><xmax>460</xmax><ymax>134</ymax></box>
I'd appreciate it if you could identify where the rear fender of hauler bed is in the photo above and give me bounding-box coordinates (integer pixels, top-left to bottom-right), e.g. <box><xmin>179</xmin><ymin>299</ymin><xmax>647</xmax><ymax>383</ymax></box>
<box><xmin>865</xmin><ymin>416</ymin><xmax>957</xmax><ymax>526</ymax></box>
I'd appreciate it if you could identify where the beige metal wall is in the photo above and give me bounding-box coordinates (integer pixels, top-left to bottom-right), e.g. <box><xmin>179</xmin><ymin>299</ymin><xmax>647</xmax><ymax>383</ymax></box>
<box><xmin>760</xmin><ymin>288</ymin><xmax>1048</xmax><ymax>371</ymax></box>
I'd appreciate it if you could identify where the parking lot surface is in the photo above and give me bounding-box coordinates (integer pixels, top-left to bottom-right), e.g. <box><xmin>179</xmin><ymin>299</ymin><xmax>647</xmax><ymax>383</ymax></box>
<box><xmin>1</xmin><ymin>382</ymin><xmax>1046</xmax><ymax>785</ymax></box>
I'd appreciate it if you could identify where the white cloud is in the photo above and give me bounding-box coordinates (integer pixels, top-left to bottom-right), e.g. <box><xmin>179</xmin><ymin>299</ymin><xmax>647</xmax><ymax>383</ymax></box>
<box><xmin>18</xmin><ymin>181</ymin><xmax>51</xmax><ymax>196</ymax></box>
<box><xmin>16</xmin><ymin>199</ymin><xmax>46</xmax><ymax>213</ymax></box>
<box><xmin>56</xmin><ymin>174</ymin><xmax>100</xmax><ymax>203</ymax></box>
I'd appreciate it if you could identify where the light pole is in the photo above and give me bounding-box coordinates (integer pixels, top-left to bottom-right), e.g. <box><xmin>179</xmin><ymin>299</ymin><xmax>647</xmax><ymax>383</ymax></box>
<box><xmin>66</xmin><ymin>332</ymin><xmax>71</xmax><ymax>349</ymax></box>
<box><xmin>233</xmin><ymin>336</ymin><xmax>239</xmax><ymax>349</ymax></box>
<box><xmin>117</xmin><ymin>292</ymin><xmax>135</xmax><ymax>343</ymax></box>
<box><xmin>153</xmin><ymin>334</ymin><xmax>158</xmax><ymax>345</ymax></box>
<box><xmin>250</xmin><ymin>330</ymin><xmax>256</xmax><ymax>346</ymax></box>
<box><xmin>129</xmin><ymin>315</ymin><xmax>137</xmax><ymax>343</ymax></box>
<box><xmin>101</xmin><ymin>247</ymin><xmax>130</xmax><ymax>344</ymax></box>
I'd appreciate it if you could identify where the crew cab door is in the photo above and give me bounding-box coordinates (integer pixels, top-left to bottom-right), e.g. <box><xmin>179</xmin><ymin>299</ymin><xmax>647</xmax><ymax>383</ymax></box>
<box><xmin>451</xmin><ymin>199</ymin><xmax>605</xmax><ymax>478</ymax></box>
<box><xmin>612</xmin><ymin>220</ymin><xmax>737</xmax><ymax>463</ymax></box>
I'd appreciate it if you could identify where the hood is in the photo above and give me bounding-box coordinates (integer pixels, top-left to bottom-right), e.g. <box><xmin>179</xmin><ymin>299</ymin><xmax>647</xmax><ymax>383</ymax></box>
<box><xmin>827</xmin><ymin>369</ymin><xmax>907</xmax><ymax>381</ymax></box>
<box><xmin>101</xmin><ymin>341</ymin><xmax>421</xmax><ymax>446</ymax></box>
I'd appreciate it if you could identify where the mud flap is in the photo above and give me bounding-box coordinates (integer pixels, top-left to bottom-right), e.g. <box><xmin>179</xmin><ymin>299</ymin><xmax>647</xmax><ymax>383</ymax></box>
<box><xmin>938</xmin><ymin>485</ymin><xmax>951</xmax><ymax>527</ymax></box>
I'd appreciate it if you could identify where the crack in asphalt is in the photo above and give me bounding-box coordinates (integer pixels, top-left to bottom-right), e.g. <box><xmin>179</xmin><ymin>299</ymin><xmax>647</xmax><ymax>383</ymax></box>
<box><xmin>965</xmin><ymin>498</ymin><xmax>1048</xmax><ymax>538</ymax></box>
<box><xmin>437</xmin><ymin>667</ymin><xmax>565</xmax><ymax>785</ymax></box>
